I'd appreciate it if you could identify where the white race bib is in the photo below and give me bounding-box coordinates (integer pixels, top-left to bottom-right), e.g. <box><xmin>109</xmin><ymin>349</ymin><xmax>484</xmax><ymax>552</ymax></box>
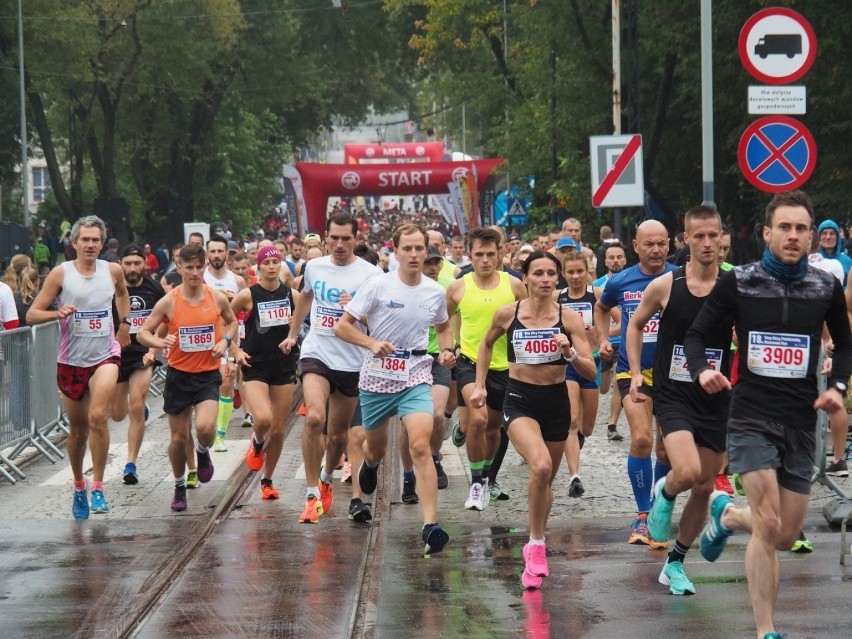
<box><xmin>367</xmin><ymin>349</ymin><xmax>411</xmax><ymax>381</ymax></box>
<box><xmin>129</xmin><ymin>309</ymin><xmax>151</xmax><ymax>335</ymax></box>
<box><xmin>257</xmin><ymin>299</ymin><xmax>291</xmax><ymax>328</ymax></box>
<box><xmin>641</xmin><ymin>312</ymin><xmax>661</xmax><ymax>344</ymax></box>
<box><xmin>238</xmin><ymin>319</ymin><xmax>245</xmax><ymax>340</ymax></box>
<box><xmin>314</xmin><ymin>305</ymin><xmax>343</xmax><ymax>336</ymax></box>
<box><xmin>74</xmin><ymin>310</ymin><xmax>110</xmax><ymax>337</ymax></box>
<box><xmin>562</xmin><ymin>301</ymin><xmax>593</xmax><ymax>328</ymax></box>
<box><xmin>669</xmin><ymin>344</ymin><xmax>724</xmax><ymax>383</ymax></box>
<box><xmin>512</xmin><ymin>328</ymin><xmax>562</xmax><ymax>364</ymax></box>
<box><xmin>747</xmin><ymin>331</ymin><xmax>809</xmax><ymax>379</ymax></box>
<box><xmin>179</xmin><ymin>324</ymin><xmax>216</xmax><ymax>353</ymax></box>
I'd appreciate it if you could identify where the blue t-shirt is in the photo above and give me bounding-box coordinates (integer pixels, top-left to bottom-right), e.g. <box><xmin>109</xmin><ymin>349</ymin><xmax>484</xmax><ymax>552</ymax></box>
<box><xmin>600</xmin><ymin>262</ymin><xmax>677</xmax><ymax>372</ymax></box>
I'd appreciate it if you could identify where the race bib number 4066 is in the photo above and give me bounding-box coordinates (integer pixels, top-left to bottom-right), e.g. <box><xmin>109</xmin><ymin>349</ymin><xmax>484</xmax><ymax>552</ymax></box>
<box><xmin>747</xmin><ymin>331</ymin><xmax>809</xmax><ymax>379</ymax></box>
<box><xmin>512</xmin><ymin>328</ymin><xmax>562</xmax><ymax>364</ymax></box>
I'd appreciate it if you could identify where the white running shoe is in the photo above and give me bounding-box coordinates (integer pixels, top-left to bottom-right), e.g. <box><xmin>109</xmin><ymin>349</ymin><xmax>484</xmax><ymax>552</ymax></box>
<box><xmin>465</xmin><ymin>482</ymin><xmax>485</xmax><ymax>511</ymax></box>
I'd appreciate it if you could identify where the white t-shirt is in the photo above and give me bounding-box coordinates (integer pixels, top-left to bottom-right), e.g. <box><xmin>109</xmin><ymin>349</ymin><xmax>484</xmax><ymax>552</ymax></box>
<box><xmin>300</xmin><ymin>255</ymin><xmax>383</xmax><ymax>371</ymax></box>
<box><xmin>0</xmin><ymin>281</ymin><xmax>18</xmax><ymax>327</ymax></box>
<box><xmin>344</xmin><ymin>271</ymin><xmax>449</xmax><ymax>393</ymax></box>
<box><xmin>808</xmin><ymin>253</ymin><xmax>844</xmax><ymax>283</ymax></box>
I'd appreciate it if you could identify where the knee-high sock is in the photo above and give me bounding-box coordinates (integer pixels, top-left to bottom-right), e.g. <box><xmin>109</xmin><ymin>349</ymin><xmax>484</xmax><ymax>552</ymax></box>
<box><xmin>654</xmin><ymin>459</ymin><xmax>672</xmax><ymax>485</ymax></box>
<box><xmin>627</xmin><ymin>455</ymin><xmax>653</xmax><ymax>513</ymax></box>
<box><xmin>216</xmin><ymin>396</ymin><xmax>234</xmax><ymax>438</ymax></box>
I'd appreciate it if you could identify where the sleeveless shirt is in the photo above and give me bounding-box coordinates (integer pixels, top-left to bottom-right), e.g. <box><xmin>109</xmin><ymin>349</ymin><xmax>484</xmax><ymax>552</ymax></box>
<box><xmin>167</xmin><ymin>285</ymin><xmax>222</xmax><ymax>373</ymax></box>
<box><xmin>458</xmin><ymin>271</ymin><xmax>515</xmax><ymax>370</ymax></box>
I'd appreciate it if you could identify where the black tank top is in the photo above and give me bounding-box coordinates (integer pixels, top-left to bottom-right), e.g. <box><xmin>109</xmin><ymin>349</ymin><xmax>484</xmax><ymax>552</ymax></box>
<box><xmin>243</xmin><ymin>282</ymin><xmax>299</xmax><ymax>369</ymax></box>
<box><xmin>653</xmin><ymin>266</ymin><xmax>730</xmax><ymax>419</ymax></box>
<box><xmin>506</xmin><ymin>302</ymin><xmax>571</xmax><ymax>366</ymax></box>
<box><xmin>556</xmin><ymin>286</ymin><xmax>596</xmax><ymax>329</ymax></box>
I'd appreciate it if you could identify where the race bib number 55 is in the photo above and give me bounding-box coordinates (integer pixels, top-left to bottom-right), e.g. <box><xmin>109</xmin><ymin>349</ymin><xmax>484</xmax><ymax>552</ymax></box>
<box><xmin>747</xmin><ymin>331</ymin><xmax>809</xmax><ymax>379</ymax></box>
<box><xmin>74</xmin><ymin>310</ymin><xmax>111</xmax><ymax>337</ymax></box>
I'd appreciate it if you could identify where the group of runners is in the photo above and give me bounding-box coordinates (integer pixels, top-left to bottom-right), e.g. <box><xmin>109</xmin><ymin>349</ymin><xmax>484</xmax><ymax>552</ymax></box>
<box><xmin>25</xmin><ymin>190</ymin><xmax>852</xmax><ymax>639</ymax></box>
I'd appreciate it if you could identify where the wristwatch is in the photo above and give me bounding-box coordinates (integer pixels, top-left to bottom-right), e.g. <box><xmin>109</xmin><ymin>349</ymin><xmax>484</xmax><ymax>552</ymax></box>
<box><xmin>120</xmin><ymin>317</ymin><xmax>131</xmax><ymax>327</ymax></box>
<box><xmin>831</xmin><ymin>379</ymin><xmax>848</xmax><ymax>396</ymax></box>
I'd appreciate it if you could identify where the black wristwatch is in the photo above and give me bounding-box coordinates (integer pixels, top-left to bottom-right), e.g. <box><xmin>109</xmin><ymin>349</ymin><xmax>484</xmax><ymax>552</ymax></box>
<box><xmin>831</xmin><ymin>379</ymin><xmax>848</xmax><ymax>396</ymax></box>
<box><xmin>120</xmin><ymin>317</ymin><xmax>131</xmax><ymax>327</ymax></box>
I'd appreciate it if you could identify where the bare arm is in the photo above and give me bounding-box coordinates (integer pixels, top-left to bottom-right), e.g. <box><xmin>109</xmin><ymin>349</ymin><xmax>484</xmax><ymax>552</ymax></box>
<box><xmin>281</xmin><ymin>285</ymin><xmax>313</xmax><ymax>354</ymax></box>
<box><xmin>214</xmin><ymin>290</ymin><xmax>239</xmax><ymax>359</ymax></box>
<box><xmin>625</xmin><ymin>274</ymin><xmax>670</xmax><ymax>402</ymax></box>
<box><xmin>27</xmin><ymin>266</ymin><xmax>71</xmax><ymax>324</ymax></box>
<box><xmin>335</xmin><ymin>311</ymin><xmax>394</xmax><ymax>357</ymax></box>
<box><xmin>111</xmin><ymin>263</ymin><xmax>132</xmax><ymax>348</ymax></box>
<box><xmin>562</xmin><ymin>308</ymin><xmax>597</xmax><ymax>380</ymax></box>
<box><xmin>470</xmin><ymin>306</ymin><xmax>512</xmax><ymax>408</ymax></box>
<box><xmin>136</xmin><ymin>295</ymin><xmax>176</xmax><ymax>350</ymax></box>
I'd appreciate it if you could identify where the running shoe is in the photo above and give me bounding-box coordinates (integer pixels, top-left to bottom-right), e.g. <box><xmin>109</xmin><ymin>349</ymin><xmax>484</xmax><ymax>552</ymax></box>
<box><xmin>699</xmin><ymin>490</ymin><xmax>734</xmax><ymax>562</ymax></box>
<box><xmin>648</xmin><ymin>478</ymin><xmax>674</xmax><ymax>543</ymax></box>
<box><xmin>523</xmin><ymin>542</ymin><xmax>549</xmax><ymax>577</ymax></box>
<box><xmin>196</xmin><ymin>449</ymin><xmax>215</xmax><ymax>483</ymax></box>
<box><xmin>90</xmin><ymin>489</ymin><xmax>110</xmax><ymax>514</ymax></box>
<box><xmin>826</xmin><ymin>458</ymin><xmax>849</xmax><ymax>477</ymax></box>
<box><xmin>298</xmin><ymin>403</ymin><xmax>306</xmax><ymax>416</ymax></box>
<box><xmin>627</xmin><ymin>513</ymin><xmax>652</xmax><ymax>546</ymax></box>
<box><xmin>186</xmin><ymin>470</ymin><xmax>199</xmax><ymax>489</ymax></box>
<box><xmin>762</xmin><ymin>633</ymin><xmax>788</xmax><ymax>639</ymax></box>
<box><xmin>213</xmin><ymin>436</ymin><xmax>227</xmax><ymax>453</ymax></box>
<box><xmin>233</xmin><ymin>389</ymin><xmax>241</xmax><ymax>409</ymax></box>
<box><xmin>241</xmin><ymin>413</ymin><xmax>254</xmax><ymax>428</ymax></box>
<box><xmin>715</xmin><ymin>473</ymin><xmax>735</xmax><ymax>496</ymax></box>
<box><xmin>422</xmin><ymin>523</ymin><xmax>449</xmax><ymax>555</ymax></box>
<box><xmin>451</xmin><ymin>422</ymin><xmax>466</xmax><ymax>447</ymax></box>
<box><xmin>319</xmin><ymin>481</ymin><xmax>333</xmax><ymax>514</ymax></box>
<box><xmin>298</xmin><ymin>496</ymin><xmax>323</xmax><ymax>524</ymax></box>
<box><xmin>790</xmin><ymin>531</ymin><xmax>813</xmax><ymax>553</ymax></box>
<box><xmin>359</xmin><ymin>461</ymin><xmax>379</xmax><ymax>495</ymax></box>
<box><xmin>171</xmin><ymin>485</ymin><xmax>188</xmax><ymax>512</ymax></box>
<box><xmin>341</xmin><ymin>461</ymin><xmax>352</xmax><ymax>484</ymax></box>
<box><xmin>72</xmin><ymin>487</ymin><xmax>90</xmax><ymax>520</ymax></box>
<box><xmin>568</xmin><ymin>476</ymin><xmax>585</xmax><ymax>498</ymax></box>
<box><xmin>348</xmin><ymin>498</ymin><xmax>373</xmax><ymax>523</ymax></box>
<box><xmin>260</xmin><ymin>479</ymin><xmax>279</xmax><ymax>500</ymax></box>
<box><xmin>607</xmin><ymin>424</ymin><xmax>623</xmax><ymax>441</ymax></box>
<box><xmin>521</xmin><ymin>568</ymin><xmax>543</xmax><ymax>590</ymax></box>
<box><xmin>489</xmin><ymin>481</ymin><xmax>510</xmax><ymax>501</ymax></box>
<box><xmin>658</xmin><ymin>559</ymin><xmax>696</xmax><ymax>596</ymax></box>
<box><xmin>144</xmin><ymin>403</ymin><xmax>150</xmax><ymax>423</ymax></box>
<box><xmin>732</xmin><ymin>472</ymin><xmax>746</xmax><ymax>496</ymax></box>
<box><xmin>402</xmin><ymin>477</ymin><xmax>419</xmax><ymax>504</ymax></box>
<box><xmin>123</xmin><ymin>463</ymin><xmax>139</xmax><ymax>485</ymax></box>
<box><xmin>245</xmin><ymin>438</ymin><xmax>264</xmax><ymax>472</ymax></box>
<box><xmin>465</xmin><ymin>482</ymin><xmax>485</xmax><ymax>511</ymax></box>
<box><xmin>435</xmin><ymin>460</ymin><xmax>449</xmax><ymax>490</ymax></box>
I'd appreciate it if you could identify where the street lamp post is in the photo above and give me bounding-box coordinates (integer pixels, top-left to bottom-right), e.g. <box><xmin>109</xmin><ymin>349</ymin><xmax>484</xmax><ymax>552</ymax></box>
<box><xmin>18</xmin><ymin>0</ymin><xmax>30</xmax><ymax>230</ymax></box>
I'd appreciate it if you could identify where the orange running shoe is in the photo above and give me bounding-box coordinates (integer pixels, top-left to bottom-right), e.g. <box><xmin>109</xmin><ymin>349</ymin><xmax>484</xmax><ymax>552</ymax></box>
<box><xmin>260</xmin><ymin>479</ymin><xmax>280</xmax><ymax>500</ymax></box>
<box><xmin>715</xmin><ymin>474</ymin><xmax>735</xmax><ymax>497</ymax></box>
<box><xmin>319</xmin><ymin>481</ymin><xmax>333</xmax><ymax>514</ymax></box>
<box><xmin>298</xmin><ymin>496</ymin><xmax>323</xmax><ymax>523</ymax></box>
<box><xmin>298</xmin><ymin>403</ymin><xmax>307</xmax><ymax>416</ymax></box>
<box><xmin>245</xmin><ymin>438</ymin><xmax>264</xmax><ymax>472</ymax></box>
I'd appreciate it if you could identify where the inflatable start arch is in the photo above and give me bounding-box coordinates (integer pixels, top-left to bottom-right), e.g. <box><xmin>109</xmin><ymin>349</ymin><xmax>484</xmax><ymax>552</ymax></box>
<box><xmin>295</xmin><ymin>159</ymin><xmax>504</xmax><ymax>232</ymax></box>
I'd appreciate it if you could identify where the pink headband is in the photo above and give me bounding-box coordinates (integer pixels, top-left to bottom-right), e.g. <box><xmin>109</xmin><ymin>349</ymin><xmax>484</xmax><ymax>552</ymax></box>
<box><xmin>256</xmin><ymin>246</ymin><xmax>282</xmax><ymax>266</ymax></box>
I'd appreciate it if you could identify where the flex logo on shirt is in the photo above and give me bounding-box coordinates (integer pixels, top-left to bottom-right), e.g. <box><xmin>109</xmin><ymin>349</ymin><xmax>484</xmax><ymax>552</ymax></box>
<box><xmin>312</xmin><ymin>280</ymin><xmax>355</xmax><ymax>304</ymax></box>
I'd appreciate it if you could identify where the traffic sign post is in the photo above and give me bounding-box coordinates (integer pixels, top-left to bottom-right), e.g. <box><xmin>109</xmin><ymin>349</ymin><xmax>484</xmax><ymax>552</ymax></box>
<box><xmin>737</xmin><ymin>115</ymin><xmax>817</xmax><ymax>193</ymax></box>
<box><xmin>506</xmin><ymin>198</ymin><xmax>528</xmax><ymax>227</ymax></box>
<box><xmin>739</xmin><ymin>8</ymin><xmax>817</xmax><ymax>85</ymax></box>
<box><xmin>589</xmin><ymin>134</ymin><xmax>644</xmax><ymax>208</ymax></box>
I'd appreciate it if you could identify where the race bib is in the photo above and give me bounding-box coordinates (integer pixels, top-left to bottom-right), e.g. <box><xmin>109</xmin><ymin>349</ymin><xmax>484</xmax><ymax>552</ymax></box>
<box><xmin>239</xmin><ymin>319</ymin><xmax>245</xmax><ymax>341</ymax></box>
<box><xmin>367</xmin><ymin>349</ymin><xmax>411</xmax><ymax>381</ymax></box>
<box><xmin>669</xmin><ymin>344</ymin><xmax>724</xmax><ymax>383</ymax></box>
<box><xmin>641</xmin><ymin>312</ymin><xmax>661</xmax><ymax>344</ymax></box>
<box><xmin>314</xmin><ymin>305</ymin><xmax>343</xmax><ymax>336</ymax></box>
<box><xmin>257</xmin><ymin>299</ymin><xmax>291</xmax><ymax>328</ymax></box>
<box><xmin>129</xmin><ymin>309</ymin><xmax>151</xmax><ymax>335</ymax></box>
<box><xmin>512</xmin><ymin>328</ymin><xmax>562</xmax><ymax>364</ymax></box>
<box><xmin>179</xmin><ymin>324</ymin><xmax>216</xmax><ymax>353</ymax></box>
<box><xmin>562</xmin><ymin>301</ymin><xmax>593</xmax><ymax>328</ymax></box>
<box><xmin>74</xmin><ymin>310</ymin><xmax>110</xmax><ymax>337</ymax></box>
<box><xmin>747</xmin><ymin>331</ymin><xmax>809</xmax><ymax>379</ymax></box>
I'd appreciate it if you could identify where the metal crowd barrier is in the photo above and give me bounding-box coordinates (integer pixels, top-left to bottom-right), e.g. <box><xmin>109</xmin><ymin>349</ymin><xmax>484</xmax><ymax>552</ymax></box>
<box><xmin>0</xmin><ymin>321</ymin><xmax>66</xmax><ymax>484</ymax></box>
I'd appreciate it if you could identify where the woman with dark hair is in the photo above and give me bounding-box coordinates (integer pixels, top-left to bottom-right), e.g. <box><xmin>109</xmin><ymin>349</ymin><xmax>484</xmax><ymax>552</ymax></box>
<box><xmin>470</xmin><ymin>250</ymin><xmax>596</xmax><ymax>590</ymax></box>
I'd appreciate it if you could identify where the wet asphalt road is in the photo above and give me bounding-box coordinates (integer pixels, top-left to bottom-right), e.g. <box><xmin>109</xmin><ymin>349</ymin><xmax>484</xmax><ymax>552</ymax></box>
<box><xmin>1</xmin><ymin>389</ymin><xmax>851</xmax><ymax>638</ymax></box>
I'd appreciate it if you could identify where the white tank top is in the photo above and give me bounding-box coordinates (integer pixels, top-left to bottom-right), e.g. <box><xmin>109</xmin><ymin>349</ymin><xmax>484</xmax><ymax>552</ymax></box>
<box><xmin>57</xmin><ymin>260</ymin><xmax>120</xmax><ymax>367</ymax></box>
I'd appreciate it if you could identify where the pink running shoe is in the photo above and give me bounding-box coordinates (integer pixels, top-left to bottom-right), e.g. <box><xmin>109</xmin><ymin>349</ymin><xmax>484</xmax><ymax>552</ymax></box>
<box><xmin>523</xmin><ymin>542</ymin><xmax>549</xmax><ymax>577</ymax></box>
<box><xmin>522</xmin><ymin>567</ymin><xmax>543</xmax><ymax>590</ymax></box>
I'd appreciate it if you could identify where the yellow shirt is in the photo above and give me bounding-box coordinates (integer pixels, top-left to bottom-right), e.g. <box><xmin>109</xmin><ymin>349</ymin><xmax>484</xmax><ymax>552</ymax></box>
<box><xmin>458</xmin><ymin>271</ymin><xmax>515</xmax><ymax>370</ymax></box>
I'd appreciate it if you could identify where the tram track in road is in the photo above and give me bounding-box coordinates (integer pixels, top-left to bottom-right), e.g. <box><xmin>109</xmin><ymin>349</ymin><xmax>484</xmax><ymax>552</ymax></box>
<box><xmin>104</xmin><ymin>386</ymin><xmax>395</xmax><ymax>639</ymax></box>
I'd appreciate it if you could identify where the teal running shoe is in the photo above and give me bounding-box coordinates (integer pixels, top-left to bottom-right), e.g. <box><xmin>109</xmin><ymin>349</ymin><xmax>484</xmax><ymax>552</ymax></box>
<box><xmin>658</xmin><ymin>559</ymin><xmax>696</xmax><ymax>595</ymax></box>
<box><xmin>90</xmin><ymin>489</ymin><xmax>110</xmax><ymax>514</ymax></box>
<box><xmin>72</xmin><ymin>487</ymin><xmax>90</xmax><ymax>520</ymax></box>
<box><xmin>700</xmin><ymin>490</ymin><xmax>733</xmax><ymax>562</ymax></box>
<box><xmin>648</xmin><ymin>478</ymin><xmax>674</xmax><ymax>542</ymax></box>
<box><xmin>762</xmin><ymin>633</ymin><xmax>788</xmax><ymax>639</ymax></box>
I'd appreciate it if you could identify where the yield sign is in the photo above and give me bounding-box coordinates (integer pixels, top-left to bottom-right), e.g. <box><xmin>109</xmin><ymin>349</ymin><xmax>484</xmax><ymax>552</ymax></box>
<box><xmin>737</xmin><ymin>115</ymin><xmax>817</xmax><ymax>193</ymax></box>
<box><xmin>589</xmin><ymin>134</ymin><xmax>644</xmax><ymax>208</ymax></box>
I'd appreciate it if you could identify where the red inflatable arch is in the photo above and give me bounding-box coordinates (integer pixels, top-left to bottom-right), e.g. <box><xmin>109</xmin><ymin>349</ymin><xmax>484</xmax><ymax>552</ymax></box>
<box><xmin>295</xmin><ymin>159</ymin><xmax>504</xmax><ymax>232</ymax></box>
<box><xmin>344</xmin><ymin>141</ymin><xmax>444</xmax><ymax>164</ymax></box>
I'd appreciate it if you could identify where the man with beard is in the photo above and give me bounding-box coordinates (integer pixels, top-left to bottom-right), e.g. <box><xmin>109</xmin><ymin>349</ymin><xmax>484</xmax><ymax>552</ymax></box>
<box><xmin>203</xmin><ymin>235</ymin><xmax>246</xmax><ymax>453</ymax></box>
<box><xmin>110</xmin><ymin>244</ymin><xmax>166</xmax><ymax>485</ymax></box>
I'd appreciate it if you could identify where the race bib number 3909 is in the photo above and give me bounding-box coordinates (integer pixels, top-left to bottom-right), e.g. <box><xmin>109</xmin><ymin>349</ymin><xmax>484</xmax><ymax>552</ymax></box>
<box><xmin>747</xmin><ymin>331</ymin><xmax>809</xmax><ymax>379</ymax></box>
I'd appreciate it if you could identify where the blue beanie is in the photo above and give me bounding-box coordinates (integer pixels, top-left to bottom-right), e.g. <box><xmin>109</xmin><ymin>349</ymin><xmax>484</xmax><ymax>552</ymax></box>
<box><xmin>817</xmin><ymin>219</ymin><xmax>841</xmax><ymax>235</ymax></box>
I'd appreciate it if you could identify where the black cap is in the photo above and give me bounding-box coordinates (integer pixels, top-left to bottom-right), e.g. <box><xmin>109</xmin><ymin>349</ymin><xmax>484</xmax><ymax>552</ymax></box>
<box><xmin>508</xmin><ymin>233</ymin><xmax>521</xmax><ymax>242</ymax></box>
<box><xmin>121</xmin><ymin>243</ymin><xmax>145</xmax><ymax>259</ymax></box>
<box><xmin>425</xmin><ymin>246</ymin><xmax>444</xmax><ymax>261</ymax></box>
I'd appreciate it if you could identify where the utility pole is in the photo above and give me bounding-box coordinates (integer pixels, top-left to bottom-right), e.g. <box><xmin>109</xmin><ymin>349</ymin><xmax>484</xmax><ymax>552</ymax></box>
<box><xmin>612</xmin><ymin>0</ymin><xmax>622</xmax><ymax>240</ymax></box>
<box><xmin>700</xmin><ymin>0</ymin><xmax>716</xmax><ymax>208</ymax></box>
<box><xmin>18</xmin><ymin>0</ymin><xmax>30</xmax><ymax>230</ymax></box>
